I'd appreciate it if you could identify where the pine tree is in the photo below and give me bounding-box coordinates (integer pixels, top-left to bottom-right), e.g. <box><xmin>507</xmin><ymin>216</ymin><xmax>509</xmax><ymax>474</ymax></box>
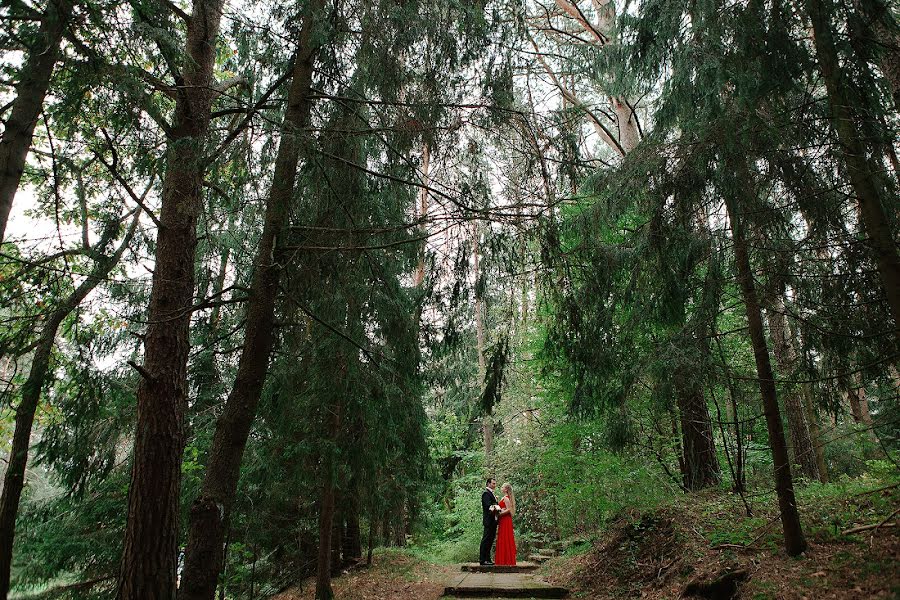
<box><xmin>117</xmin><ymin>1</ymin><xmax>226</xmax><ymax>597</ymax></box>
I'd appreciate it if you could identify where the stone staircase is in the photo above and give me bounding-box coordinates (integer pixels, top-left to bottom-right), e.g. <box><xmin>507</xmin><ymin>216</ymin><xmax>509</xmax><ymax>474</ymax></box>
<box><xmin>527</xmin><ymin>546</ymin><xmax>560</xmax><ymax>565</ymax></box>
<box><xmin>443</xmin><ymin>561</ymin><xmax>568</xmax><ymax>598</ymax></box>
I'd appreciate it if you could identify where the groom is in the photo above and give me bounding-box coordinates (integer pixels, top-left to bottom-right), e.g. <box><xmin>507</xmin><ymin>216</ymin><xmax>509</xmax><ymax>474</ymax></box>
<box><xmin>479</xmin><ymin>477</ymin><xmax>499</xmax><ymax>565</ymax></box>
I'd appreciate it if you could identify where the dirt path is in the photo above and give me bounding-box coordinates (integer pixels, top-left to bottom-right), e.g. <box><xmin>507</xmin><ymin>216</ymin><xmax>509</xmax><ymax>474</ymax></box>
<box><xmin>272</xmin><ymin>552</ymin><xmax>453</xmax><ymax>600</ymax></box>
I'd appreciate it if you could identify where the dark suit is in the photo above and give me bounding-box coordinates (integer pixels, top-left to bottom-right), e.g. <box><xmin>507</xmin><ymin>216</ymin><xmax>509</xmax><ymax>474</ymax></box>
<box><xmin>479</xmin><ymin>489</ymin><xmax>497</xmax><ymax>564</ymax></box>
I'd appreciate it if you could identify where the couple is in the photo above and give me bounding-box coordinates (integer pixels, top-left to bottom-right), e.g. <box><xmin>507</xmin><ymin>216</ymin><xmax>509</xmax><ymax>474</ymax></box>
<box><xmin>479</xmin><ymin>477</ymin><xmax>516</xmax><ymax>566</ymax></box>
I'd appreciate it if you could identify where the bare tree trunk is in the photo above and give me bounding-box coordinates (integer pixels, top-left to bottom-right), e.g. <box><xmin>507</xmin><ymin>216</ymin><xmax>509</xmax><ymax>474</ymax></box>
<box><xmin>724</xmin><ymin>189</ymin><xmax>807</xmax><ymax>557</ymax></box>
<box><xmin>766</xmin><ymin>295</ymin><xmax>820</xmax><ymax>481</ymax></box>
<box><xmin>116</xmin><ymin>1</ymin><xmax>225</xmax><ymax>598</ymax></box>
<box><xmin>0</xmin><ymin>214</ymin><xmax>137</xmax><ymax>599</ymax></box>
<box><xmin>0</xmin><ymin>0</ymin><xmax>74</xmax><ymax>244</ymax></box>
<box><xmin>177</xmin><ymin>7</ymin><xmax>321</xmax><ymax>599</ymax></box>
<box><xmin>805</xmin><ymin>0</ymin><xmax>900</xmax><ymax>338</ymax></box>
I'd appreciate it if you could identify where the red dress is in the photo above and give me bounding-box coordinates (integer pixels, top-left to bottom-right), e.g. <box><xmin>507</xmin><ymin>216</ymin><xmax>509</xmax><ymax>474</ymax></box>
<box><xmin>495</xmin><ymin>498</ymin><xmax>517</xmax><ymax>565</ymax></box>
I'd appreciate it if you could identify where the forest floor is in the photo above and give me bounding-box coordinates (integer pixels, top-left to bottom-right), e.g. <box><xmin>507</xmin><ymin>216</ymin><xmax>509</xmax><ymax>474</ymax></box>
<box><xmin>543</xmin><ymin>478</ymin><xmax>900</xmax><ymax>599</ymax></box>
<box><xmin>274</xmin><ymin>477</ymin><xmax>899</xmax><ymax>600</ymax></box>
<box><xmin>272</xmin><ymin>550</ymin><xmax>456</xmax><ymax>600</ymax></box>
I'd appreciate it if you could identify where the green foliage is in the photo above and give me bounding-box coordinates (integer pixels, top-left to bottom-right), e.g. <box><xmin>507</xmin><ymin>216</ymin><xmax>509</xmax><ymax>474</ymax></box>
<box><xmin>414</xmin><ymin>465</ymin><xmax>486</xmax><ymax>564</ymax></box>
<box><xmin>12</xmin><ymin>465</ymin><xmax>128</xmax><ymax>596</ymax></box>
<box><xmin>1</xmin><ymin>0</ymin><xmax>897</xmax><ymax>593</ymax></box>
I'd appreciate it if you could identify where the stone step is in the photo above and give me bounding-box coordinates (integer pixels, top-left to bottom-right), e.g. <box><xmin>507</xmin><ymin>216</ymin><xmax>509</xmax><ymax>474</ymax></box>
<box><xmin>461</xmin><ymin>562</ymin><xmax>539</xmax><ymax>573</ymax></box>
<box><xmin>528</xmin><ymin>554</ymin><xmax>551</xmax><ymax>563</ymax></box>
<box><xmin>443</xmin><ymin>572</ymin><xmax>569</xmax><ymax>598</ymax></box>
<box><xmin>536</xmin><ymin>548</ymin><xmax>558</xmax><ymax>556</ymax></box>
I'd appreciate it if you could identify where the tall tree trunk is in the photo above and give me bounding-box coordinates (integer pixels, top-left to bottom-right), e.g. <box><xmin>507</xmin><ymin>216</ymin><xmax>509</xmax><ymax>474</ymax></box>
<box><xmin>846</xmin><ymin>373</ymin><xmax>878</xmax><ymax>443</ymax></box>
<box><xmin>801</xmin><ymin>383</ymin><xmax>828</xmax><ymax>482</ymax></box>
<box><xmin>724</xmin><ymin>189</ymin><xmax>807</xmax><ymax>557</ymax></box>
<box><xmin>331</xmin><ymin>503</ymin><xmax>344</xmax><ymax>573</ymax></box>
<box><xmin>0</xmin><ymin>0</ymin><xmax>74</xmax><ymax>244</ymax></box>
<box><xmin>342</xmin><ymin>477</ymin><xmax>362</xmax><ymax>561</ymax></box>
<box><xmin>116</xmin><ymin>1</ymin><xmax>225</xmax><ymax>598</ymax></box>
<box><xmin>805</xmin><ymin>0</ymin><xmax>900</xmax><ymax>338</ymax></box>
<box><xmin>366</xmin><ymin>517</ymin><xmax>375</xmax><ymax>565</ymax></box>
<box><xmin>413</xmin><ymin>143</ymin><xmax>430</xmax><ymax>289</ymax></box>
<box><xmin>674</xmin><ymin>377</ymin><xmax>720</xmax><ymax>490</ymax></box>
<box><xmin>0</xmin><ymin>214</ymin><xmax>138</xmax><ymax>599</ymax></box>
<box><xmin>766</xmin><ymin>295</ymin><xmax>821</xmax><ymax>481</ymax></box>
<box><xmin>315</xmin><ymin>394</ymin><xmax>343</xmax><ymax>600</ymax></box>
<box><xmin>177</xmin><ymin>7</ymin><xmax>321</xmax><ymax>599</ymax></box>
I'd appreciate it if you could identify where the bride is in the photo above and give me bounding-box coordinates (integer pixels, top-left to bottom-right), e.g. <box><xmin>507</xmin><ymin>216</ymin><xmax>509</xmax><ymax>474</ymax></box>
<box><xmin>494</xmin><ymin>482</ymin><xmax>517</xmax><ymax>565</ymax></box>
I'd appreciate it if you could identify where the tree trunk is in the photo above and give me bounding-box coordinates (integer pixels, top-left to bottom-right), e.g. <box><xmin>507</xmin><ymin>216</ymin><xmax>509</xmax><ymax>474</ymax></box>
<box><xmin>724</xmin><ymin>190</ymin><xmax>807</xmax><ymax>557</ymax></box>
<box><xmin>314</xmin><ymin>395</ymin><xmax>343</xmax><ymax>600</ymax></box>
<box><xmin>116</xmin><ymin>1</ymin><xmax>225</xmax><ymax>598</ymax></box>
<box><xmin>611</xmin><ymin>96</ymin><xmax>641</xmax><ymax>153</ymax></box>
<box><xmin>0</xmin><ymin>215</ymin><xmax>137</xmax><ymax>599</ymax></box>
<box><xmin>331</xmin><ymin>504</ymin><xmax>344</xmax><ymax>573</ymax></box>
<box><xmin>177</xmin><ymin>6</ymin><xmax>321</xmax><ymax>599</ymax></box>
<box><xmin>766</xmin><ymin>295</ymin><xmax>820</xmax><ymax>481</ymax></box>
<box><xmin>0</xmin><ymin>0</ymin><xmax>74</xmax><ymax>244</ymax></box>
<box><xmin>343</xmin><ymin>489</ymin><xmax>362</xmax><ymax>561</ymax></box>
<box><xmin>674</xmin><ymin>377</ymin><xmax>720</xmax><ymax>491</ymax></box>
<box><xmin>366</xmin><ymin>517</ymin><xmax>375</xmax><ymax>565</ymax></box>
<box><xmin>852</xmin><ymin>0</ymin><xmax>900</xmax><ymax>108</ymax></box>
<box><xmin>805</xmin><ymin>0</ymin><xmax>900</xmax><ymax>339</ymax></box>
<box><xmin>846</xmin><ymin>373</ymin><xmax>878</xmax><ymax>443</ymax></box>
<box><xmin>801</xmin><ymin>383</ymin><xmax>828</xmax><ymax>482</ymax></box>
<box><xmin>413</xmin><ymin>143</ymin><xmax>430</xmax><ymax>289</ymax></box>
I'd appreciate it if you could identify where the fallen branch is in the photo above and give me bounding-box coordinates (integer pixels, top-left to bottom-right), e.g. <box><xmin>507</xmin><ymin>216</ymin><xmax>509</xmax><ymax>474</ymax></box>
<box><xmin>841</xmin><ymin>523</ymin><xmax>897</xmax><ymax>535</ymax></box>
<box><xmin>710</xmin><ymin>515</ymin><xmax>780</xmax><ymax>551</ymax></box>
<box><xmin>852</xmin><ymin>482</ymin><xmax>900</xmax><ymax>497</ymax></box>
<box><xmin>842</xmin><ymin>506</ymin><xmax>900</xmax><ymax>536</ymax></box>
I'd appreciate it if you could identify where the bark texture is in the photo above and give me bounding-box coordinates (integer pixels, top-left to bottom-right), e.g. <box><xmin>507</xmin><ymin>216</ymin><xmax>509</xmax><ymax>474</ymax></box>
<box><xmin>315</xmin><ymin>396</ymin><xmax>343</xmax><ymax>600</ymax></box>
<box><xmin>802</xmin><ymin>383</ymin><xmax>828</xmax><ymax>482</ymax></box>
<box><xmin>766</xmin><ymin>295</ymin><xmax>821</xmax><ymax>481</ymax></box>
<box><xmin>675</xmin><ymin>377</ymin><xmax>721</xmax><ymax>491</ymax></box>
<box><xmin>177</xmin><ymin>8</ymin><xmax>321</xmax><ymax>598</ymax></box>
<box><xmin>116</xmin><ymin>1</ymin><xmax>225</xmax><ymax>598</ymax></box>
<box><xmin>0</xmin><ymin>0</ymin><xmax>74</xmax><ymax>244</ymax></box>
<box><xmin>724</xmin><ymin>189</ymin><xmax>807</xmax><ymax>556</ymax></box>
<box><xmin>846</xmin><ymin>373</ymin><xmax>878</xmax><ymax>443</ymax></box>
<box><xmin>805</xmin><ymin>0</ymin><xmax>900</xmax><ymax>339</ymax></box>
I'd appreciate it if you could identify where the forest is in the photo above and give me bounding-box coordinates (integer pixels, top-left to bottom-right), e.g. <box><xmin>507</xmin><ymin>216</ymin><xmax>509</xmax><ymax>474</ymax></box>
<box><xmin>0</xmin><ymin>0</ymin><xmax>898</xmax><ymax>598</ymax></box>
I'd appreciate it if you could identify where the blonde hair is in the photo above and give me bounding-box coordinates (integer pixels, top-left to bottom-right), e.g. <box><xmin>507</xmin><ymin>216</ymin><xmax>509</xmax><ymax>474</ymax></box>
<box><xmin>501</xmin><ymin>482</ymin><xmax>515</xmax><ymax>516</ymax></box>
